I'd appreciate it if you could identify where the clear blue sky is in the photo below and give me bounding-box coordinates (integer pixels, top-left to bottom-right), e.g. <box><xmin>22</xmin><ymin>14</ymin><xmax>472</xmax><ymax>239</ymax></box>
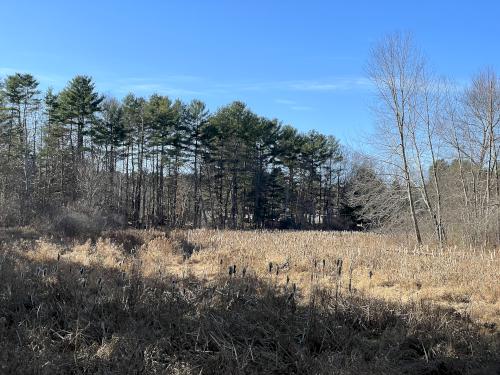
<box><xmin>1</xmin><ymin>1</ymin><xmax>499</xmax><ymax>144</ymax></box>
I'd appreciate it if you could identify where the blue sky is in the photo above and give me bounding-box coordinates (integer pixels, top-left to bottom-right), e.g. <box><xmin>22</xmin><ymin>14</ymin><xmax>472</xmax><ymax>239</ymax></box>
<box><xmin>1</xmin><ymin>1</ymin><xmax>499</xmax><ymax>144</ymax></box>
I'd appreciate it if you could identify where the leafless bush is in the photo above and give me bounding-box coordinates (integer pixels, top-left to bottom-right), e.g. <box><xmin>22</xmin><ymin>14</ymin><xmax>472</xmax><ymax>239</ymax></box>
<box><xmin>47</xmin><ymin>207</ymin><xmax>104</xmax><ymax>239</ymax></box>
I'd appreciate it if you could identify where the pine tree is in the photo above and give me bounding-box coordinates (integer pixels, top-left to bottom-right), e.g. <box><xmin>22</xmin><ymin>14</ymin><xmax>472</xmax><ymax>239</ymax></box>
<box><xmin>2</xmin><ymin>73</ymin><xmax>40</xmax><ymax>223</ymax></box>
<box><xmin>58</xmin><ymin>75</ymin><xmax>103</xmax><ymax>162</ymax></box>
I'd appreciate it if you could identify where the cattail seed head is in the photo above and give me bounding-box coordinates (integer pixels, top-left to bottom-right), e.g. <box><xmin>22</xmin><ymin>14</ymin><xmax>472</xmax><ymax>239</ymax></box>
<box><xmin>268</xmin><ymin>262</ymin><xmax>273</xmax><ymax>273</ymax></box>
<box><xmin>336</xmin><ymin>259</ymin><xmax>343</xmax><ymax>276</ymax></box>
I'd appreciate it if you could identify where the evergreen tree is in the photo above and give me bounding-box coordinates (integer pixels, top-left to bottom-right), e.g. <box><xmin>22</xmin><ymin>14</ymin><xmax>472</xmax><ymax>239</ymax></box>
<box><xmin>58</xmin><ymin>75</ymin><xmax>103</xmax><ymax>162</ymax></box>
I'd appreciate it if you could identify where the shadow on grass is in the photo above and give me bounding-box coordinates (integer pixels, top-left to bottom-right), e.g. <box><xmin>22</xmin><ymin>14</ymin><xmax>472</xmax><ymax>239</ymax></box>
<box><xmin>0</xmin><ymin>246</ymin><xmax>498</xmax><ymax>374</ymax></box>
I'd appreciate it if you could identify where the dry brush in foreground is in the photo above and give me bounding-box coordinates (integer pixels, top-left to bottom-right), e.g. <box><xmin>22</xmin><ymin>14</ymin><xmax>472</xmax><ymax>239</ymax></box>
<box><xmin>0</xmin><ymin>228</ymin><xmax>498</xmax><ymax>374</ymax></box>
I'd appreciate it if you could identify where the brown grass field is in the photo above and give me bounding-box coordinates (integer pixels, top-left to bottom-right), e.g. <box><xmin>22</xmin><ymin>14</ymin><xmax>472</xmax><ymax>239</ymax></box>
<box><xmin>0</xmin><ymin>228</ymin><xmax>498</xmax><ymax>374</ymax></box>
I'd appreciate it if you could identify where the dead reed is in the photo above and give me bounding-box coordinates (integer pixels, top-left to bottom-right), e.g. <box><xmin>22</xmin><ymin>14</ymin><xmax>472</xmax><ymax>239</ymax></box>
<box><xmin>0</xmin><ymin>227</ymin><xmax>498</xmax><ymax>374</ymax></box>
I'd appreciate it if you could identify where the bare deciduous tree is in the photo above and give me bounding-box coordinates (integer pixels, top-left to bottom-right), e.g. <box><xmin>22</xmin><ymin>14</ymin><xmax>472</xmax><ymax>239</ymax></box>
<box><xmin>367</xmin><ymin>32</ymin><xmax>424</xmax><ymax>245</ymax></box>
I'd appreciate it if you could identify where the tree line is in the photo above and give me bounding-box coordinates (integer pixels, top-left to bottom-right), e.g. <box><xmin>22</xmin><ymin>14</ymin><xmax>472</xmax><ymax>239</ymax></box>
<box><xmin>1</xmin><ymin>32</ymin><xmax>499</xmax><ymax>247</ymax></box>
<box><xmin>0</xmin><ymin>75</ymin><xmax>347</xmax><ymax>230</ymax></box>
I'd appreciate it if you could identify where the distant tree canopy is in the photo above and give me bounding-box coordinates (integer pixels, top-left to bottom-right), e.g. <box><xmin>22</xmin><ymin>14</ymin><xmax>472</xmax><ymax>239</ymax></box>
<box><xmin>0</xmin><ymin>74</ymin><xmax>350</xmax><ymax>231</ymax></box>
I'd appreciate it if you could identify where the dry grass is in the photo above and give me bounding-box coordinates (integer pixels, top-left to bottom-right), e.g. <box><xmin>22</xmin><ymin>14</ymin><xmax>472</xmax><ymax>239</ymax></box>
<box><xmin>0</xmin><ymin>227</ymin><xmax>498</xmax><ymax>374</ymax></box>
<box><xmin>176</xmin><ymin>230</ymin><xmax>500</xmax><ymax>328</ymax></box>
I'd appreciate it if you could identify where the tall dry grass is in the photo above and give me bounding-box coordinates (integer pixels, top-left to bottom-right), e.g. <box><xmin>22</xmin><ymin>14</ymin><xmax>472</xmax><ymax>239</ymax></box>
<box><xmin>177</xmin><ymin>230</ymin><xmax>500</xmax><ymax>327</ymax></box>
<box><xmin>0</xmin><ymin>227</ymin><xmax>498</xmax><ymax>374</ymax></box>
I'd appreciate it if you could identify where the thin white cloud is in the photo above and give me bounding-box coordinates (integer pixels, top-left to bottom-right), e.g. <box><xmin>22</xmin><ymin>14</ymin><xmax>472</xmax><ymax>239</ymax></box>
<box><xmin>275</xmin><ymin>98</ymin><xmax>296</xmax><ymax>105</ymax></box>
<box><xmin>275</xmin><ymin>99</ymin><xmax>313</xmax><ymax>111</ymax></box>
<box><xmin>210</xmin><ymin>77</ymin><xmax>373</xmax><ymax>94</ymax></box>
<box><xmin>290</xmin><ymin>105</ymin><xmax>314</xmax><ymax>111</ymax></box>
<box><xmin>117</xmin><ymin>75</ymin><xmax>203</xmax><ymax>83</ymax></box>
<box><xmin>288</xmin><ymin>77</ymin><xmax>372</xmax><ymax>91</ymax></box>
<box><xmin>114</xmin><ymin>83</ymin><xmax>202</xmax><ymax>97</ymax></box>
<box><xmin>1</xmin><ymin>68</ymin><xmax>372</xmax><ymax>98</ymax></box>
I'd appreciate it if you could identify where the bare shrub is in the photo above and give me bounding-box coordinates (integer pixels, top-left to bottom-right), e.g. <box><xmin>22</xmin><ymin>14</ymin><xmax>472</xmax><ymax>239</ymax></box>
<box><xmin>48</xmin><ymin>207</ymin><xmax>104</xmax><ymax>239</ymax></box>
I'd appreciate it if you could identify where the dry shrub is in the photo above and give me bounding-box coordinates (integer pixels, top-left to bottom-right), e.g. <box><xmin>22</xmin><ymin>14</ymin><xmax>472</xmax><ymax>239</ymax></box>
<box><xmin>46</xmin><ymin>207</ymin><xmax>104</xmax><ymax>239</ymax></box>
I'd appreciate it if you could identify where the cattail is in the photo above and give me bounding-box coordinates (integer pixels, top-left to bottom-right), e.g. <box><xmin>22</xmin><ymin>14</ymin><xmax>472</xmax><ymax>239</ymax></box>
<box><xmin>233</xmin><ymin>265</ymin><xmax>236</xmax><ymax>274</ymax></box>
<box><xmin>322</xmin><ymin>259</ymin><xmax>326</xmax><ymax>268</ymax></box>
<box><xmin>292</xmin><ymin>283</ymin><xmax>296</xmax><ymax>293</ymax></box>
<box><xmin>228</xmin><ymin>266</ymin><xmax>233</xmax><ymax>276</ymax></box>
<box><xmin>242</xmin><ymin>267</ymin><xmax>247</xmax><ymax>277</ymax></box>
<box><xmin>336</xmin><ymin>259</ymin><xmax>343</xmax><ymax>276</ymax></box>
<box><xmin>369</xmin><ymin>270</ymin><xmax>373</xmax><ymax>279</ymax></box>
<box><xmin>220</xmin><ymin>259</ymin><xmax>223</xmax><ymax>265</ymax></box>
<box><xmin>268</xmin><ymin>262</ymin><xmax>273</xmax><ymax>273</ymax></box>
<box><xmin>314</xmin><ymin>259</ymin><xmax>317</xmax><ymax>269</ymax></box>
<box><xmin>57</xmin><ymin>253</ymin><xmax>60</xmax><ymax>262</ymax></box>
<box><xmin>286</xmin><ymin>275</ymin><xmax>290</xmax><ymax>285</ymax></box>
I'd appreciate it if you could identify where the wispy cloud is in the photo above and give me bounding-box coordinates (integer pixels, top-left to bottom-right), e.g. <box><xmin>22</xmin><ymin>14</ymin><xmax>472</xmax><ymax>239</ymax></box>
<box><xmin>108</xmin><ymin>75</ymin><xmax>372</xmax><ymax>99</ymax></box>
<box><xmin>275</xmin><ymin>99</ymin><xmax>313</xmax><ymax>111</ymax></box>
<box><xmin>1</xmin><ymin>67</ymin><xmax>372</xmax><ymax>100</ymax></box>
<box><xmin>290</xmin><ymin>105</ymin><xmax>314</xmax><ymax>111</ymax></box>
<box><xmin>211</xmin><ymin>76</ymin><xmax>372</xmax><ymax>94</ymax></box>
<box><xmin>287</xmin><ymin>77</ymin><xmax>372</xmax><ymax>92</ymax></box>
<box><xmin>275</xmin><ymin>98</ymin><xmax>296</xmax><ymax>105</ymax></box>
<box><xmin>116</xmin><ymin>74</ymin><xmax>203</xmax><ymax>84</ymax></box>
<box><xmin>114</xmin><ymin>83</ymin><xmax>201</xmax><ymax>96</ymax></box>
<box><xmin>99</xmin><ymin>75</ymin><xmax>206</xmax><ymax>97</ymax></box>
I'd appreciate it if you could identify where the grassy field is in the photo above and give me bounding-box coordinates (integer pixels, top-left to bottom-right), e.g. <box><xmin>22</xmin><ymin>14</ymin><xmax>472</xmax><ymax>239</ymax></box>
<box><xmin>0</xmin><ymin>228</ymin><xmax>498</xmax><ymax>374</ymax></box>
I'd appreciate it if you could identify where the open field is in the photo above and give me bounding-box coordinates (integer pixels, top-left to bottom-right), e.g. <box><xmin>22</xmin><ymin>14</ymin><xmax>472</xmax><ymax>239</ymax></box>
<box><xmin>178</xmin><ymin>230</ymin><xmax>500</xmax><ymax>327</ymax></box>
<box><xmin>0</xmin><ymin>228</ymin><xmax>498</xmax><ymax>374</ymax></box>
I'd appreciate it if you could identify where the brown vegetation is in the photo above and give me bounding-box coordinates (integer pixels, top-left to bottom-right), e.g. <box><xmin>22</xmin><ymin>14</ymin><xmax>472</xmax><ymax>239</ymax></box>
<box><xmin>0</xmin><ymin>228</ymin><xmax>498</xmax><ymax>374</ymax></box>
